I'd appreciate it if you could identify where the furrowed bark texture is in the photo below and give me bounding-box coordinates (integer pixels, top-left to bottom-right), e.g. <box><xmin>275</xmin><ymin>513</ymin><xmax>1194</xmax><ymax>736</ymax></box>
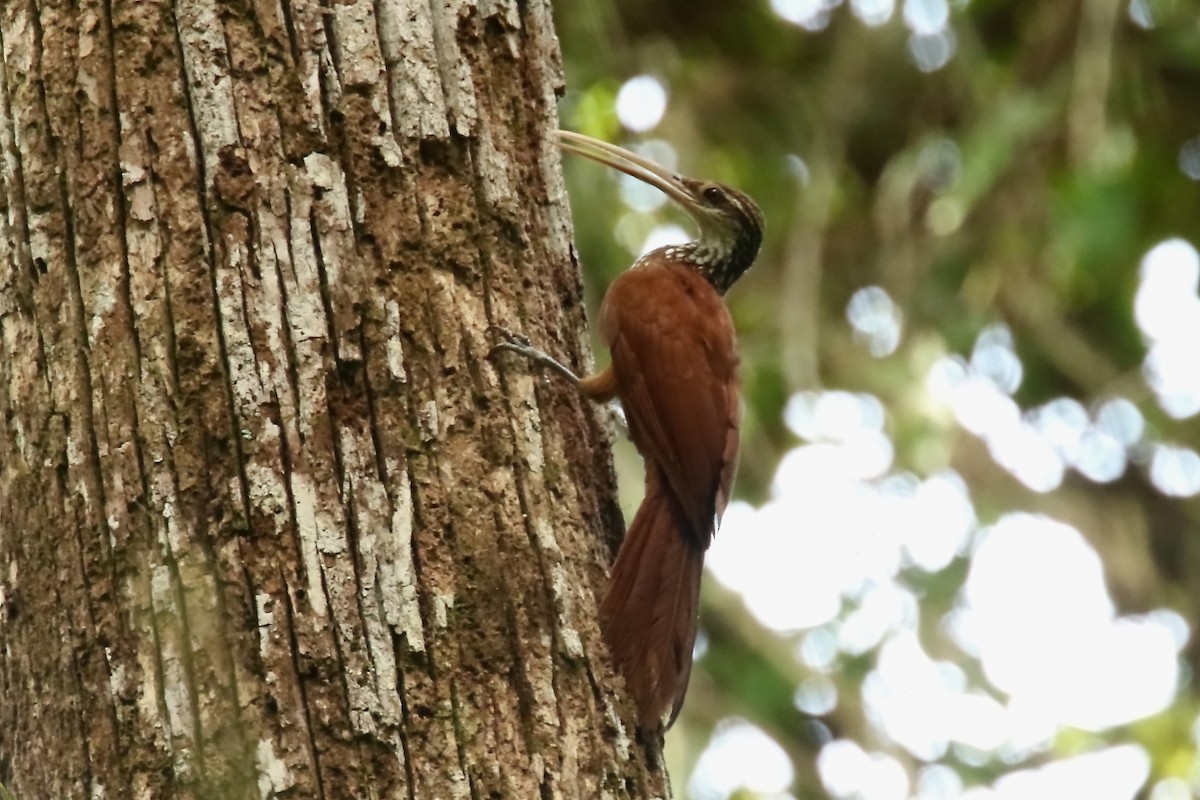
<box><xmin>0</xmin><ymin>0</ymin><xmax>669</xmax><ymax>797</ymax></box>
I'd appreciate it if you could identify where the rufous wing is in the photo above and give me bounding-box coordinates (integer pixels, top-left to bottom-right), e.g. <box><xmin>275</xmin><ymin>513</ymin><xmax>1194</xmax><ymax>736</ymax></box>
<box><xmin>598</xmin><ymin>261</ymin><xmax>741</xmax><ymax>545</ymax></box>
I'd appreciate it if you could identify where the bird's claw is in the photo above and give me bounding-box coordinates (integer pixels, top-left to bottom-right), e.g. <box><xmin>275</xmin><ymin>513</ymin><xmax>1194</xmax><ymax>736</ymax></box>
<box><xmin>486</xmin><ymin>325</ymin><xmax>581</xmax><ymax>386</ymax></box>
<box><xmin>487</xmin><ymin>325</ymin><xmax>533</xmax><ymax>360</ymax></box>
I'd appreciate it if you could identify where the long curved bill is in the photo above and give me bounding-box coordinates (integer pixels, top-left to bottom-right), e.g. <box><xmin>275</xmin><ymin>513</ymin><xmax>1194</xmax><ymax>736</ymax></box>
<box><xmin>556</xmin><ymin>130</ymin><xmax>697</xmax><ymax>209</ymax></box>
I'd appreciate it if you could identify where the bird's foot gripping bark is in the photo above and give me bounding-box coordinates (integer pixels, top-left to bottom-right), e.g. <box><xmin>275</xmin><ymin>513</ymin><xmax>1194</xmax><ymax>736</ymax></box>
<box><xmin>487</xmin><ymin>325</ymin><xmax>582</xmax><ymax>387</ymax></box>
<box><xmin>487</xmin><ymin>326</ymin><xmax>628</xmax><ymax>436</ymax></box>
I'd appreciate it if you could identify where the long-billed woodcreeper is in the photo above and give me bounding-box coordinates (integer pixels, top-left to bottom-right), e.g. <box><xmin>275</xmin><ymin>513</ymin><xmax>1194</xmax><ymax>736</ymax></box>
<box><xmin>493</xmin><ymin>130</ymin><xmax>764</xmax><ymax>730</ymax></box>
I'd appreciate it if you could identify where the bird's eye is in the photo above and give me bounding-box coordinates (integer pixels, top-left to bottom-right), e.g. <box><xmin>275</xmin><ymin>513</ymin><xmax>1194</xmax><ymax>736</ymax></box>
<box><xmin>702</xmin><ymin>185</ymin><xmax>724</xmax><ymax>203</ymax></box>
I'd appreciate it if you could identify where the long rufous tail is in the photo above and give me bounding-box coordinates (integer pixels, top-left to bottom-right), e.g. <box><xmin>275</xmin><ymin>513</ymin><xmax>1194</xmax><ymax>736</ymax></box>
<box><xmin>600</xmin><ymin>465</ymin><xmax>705</xmax><ymax>730</ymax></box>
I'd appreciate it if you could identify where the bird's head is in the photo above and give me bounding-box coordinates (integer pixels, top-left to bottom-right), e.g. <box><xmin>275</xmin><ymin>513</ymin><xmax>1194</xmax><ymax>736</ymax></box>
<box><xmin>557</xmin><ymin>130</ymin><xmax>764</xmax><ymax>294</ymax></box>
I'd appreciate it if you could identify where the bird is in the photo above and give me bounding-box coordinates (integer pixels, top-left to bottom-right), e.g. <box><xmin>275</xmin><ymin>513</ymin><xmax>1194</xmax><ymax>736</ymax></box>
<box><xmin>491</xmin><ymin>129</ymin><xmax>764</xmax><ymax>730</ymax></box>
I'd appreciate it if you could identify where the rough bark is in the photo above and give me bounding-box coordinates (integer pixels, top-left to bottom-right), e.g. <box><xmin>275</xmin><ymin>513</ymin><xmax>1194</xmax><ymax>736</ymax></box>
<box><xmin>0</xmin><ymin>0</ymin><xmax>669</xmax><ymax>797</ymax></box>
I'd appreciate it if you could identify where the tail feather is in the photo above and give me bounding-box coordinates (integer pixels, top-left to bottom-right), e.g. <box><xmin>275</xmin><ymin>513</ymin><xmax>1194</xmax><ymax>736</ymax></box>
<box><xmin>600</xmin><ymin>467</ymin><xmax>705</xmax><ymax>729</ymax></box>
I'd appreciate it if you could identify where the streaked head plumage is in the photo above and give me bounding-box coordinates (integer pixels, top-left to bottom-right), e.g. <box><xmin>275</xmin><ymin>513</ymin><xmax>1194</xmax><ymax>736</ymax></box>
<box><xmin>558</xmin><ymin>131</ymin><xmax>764</xmax><ymax>294</ymax></box>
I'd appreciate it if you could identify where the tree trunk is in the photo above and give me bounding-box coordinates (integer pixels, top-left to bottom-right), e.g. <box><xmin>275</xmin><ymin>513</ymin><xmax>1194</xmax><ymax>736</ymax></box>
<box><xmin>0</xmin><ymin>0</ymin><xmax>669</xmax><ymax>797</ymax></box>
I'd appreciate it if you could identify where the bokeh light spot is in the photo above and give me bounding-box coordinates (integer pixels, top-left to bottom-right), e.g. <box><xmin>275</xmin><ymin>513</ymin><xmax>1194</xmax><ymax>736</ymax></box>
<box><xmin>785</xmin><ymin>390</ymin><xmax>886</xmax><ymax>441</ymax></box>
<box><xmin>1178</xmin><ymin>136</ymin><xmax>1200</xmax><ymax>180</ymax></box>
<box><xmin>1073</xmin><ymin>428</ymin><xmax>1126</xmax><ymax>483</ymax></box>
<box><xmin>818</xmin><ymin>740</ymin><xmax>910</xmax><ymax>800</ymax></box>
<box><xmin>787</xmin><ymin>153</ymin><xmax>812</xmax><ymax>184</ymax></box>
<box><xmin>1149</xmin><ymin>443</ymin><xmax>1200</xmax><ymax>497</ymax></box>
<box><xmin>771</xmin><ymin>0</ymin><xmax>843</xmax><ymax>30</ymax></box>
<box><xmin>903</xmin><ymin>0</ymin><xmax>949</xmax><ymax>33</ymax></box>
<box><xmin>1149</xmin><ymin>777</ymin><xmax>1192</xmax><ymax>800</ymax></box>
<box><xmin>799</xmin><ymin>626</ymin><xmax>841</xmax><ymax>671</ymax></box>
<box><xmin>1094</xmin><ymin>397</ymin><xmax>1144</xmax><ymax>445</ymax></box>
<box><xmin>615</xmin><ymin>75</ymin><xmax>667</xmax><ymax>133</ymax></box>
<box><xmin>908</xmin><ymin>30</ymin><xmax>956</xmax><ymax>71</ymax></box>
<box><xmin>926</xmin><ymin>196</ymin><xmax>965</xmax><ymax>235</ymax></box>
<box><xmin>795</xmin><ymin>675</ymin><xmax>839</xmax><ymax>715</ymax></box>
<box><xmin>971</xmin><ymin>325</ymin><xmax>1023</xmax><ymax>395</ymax></box>
<box><xmin>851</xmin><ymin>0</ymin><xmax>895</xmax><ymax>25</ymax></box>
<box><xmin>639</xmin><ymin>223</ymin><xmax>689</xmax><ymax>256</ymax></box>
<box><xmin>992</xmin><ymin>745</ymin><xmax>1150</xmax><ymax>800</ymax></box>
<box><xmin>1135</xmin><ymin>238</ymin><xmax>1200</xmax><ymax>417</ymax></box>
<box><xmin>959</xmin><ymin>514</ymin><xmax>1181</xmax><ymax>731</ymax></box>
<box><xmin>916</xmin><ymin>764</ymin><xmax>963</xmax><ymax>800</ymax></box>
<box><xmin>688</xmin><ymin>720</ymin><xmax>794</xmax><ymax>800</ymax></box>
<box><xmin>1031</xmin><ymin>397</ymin><xmax>1088</xmax><ymax>461</ymax></box>
<box><xmin>918</xmin><ymin>137</ymin><xmax>962</xmax><ymax>191</ymax></box>
<box><xmin>847</xmin><ymin>285</ymin><xmax>903</xmax><ymax>357</ymax></box>
<box><xmin>1128</xmin><ymin>0</ymin><xmax>1154</xmax><ymax>28</ymax></box>
<box><xmin>885</xmin><ymin>471</ymin><xmax>974</xmax><ymax>571</ymax></box>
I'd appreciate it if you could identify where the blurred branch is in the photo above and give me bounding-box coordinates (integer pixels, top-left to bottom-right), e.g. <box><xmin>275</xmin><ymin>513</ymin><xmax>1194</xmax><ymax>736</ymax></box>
<box><xmin>997</xmin><ymin>276</ymin><xmax>1128</xmax><ymax>393</ymax></box>
<box><xmin>1068</xmin><ymin>0</ymin><xmax>1122</xmax><ymax>167</ymax></box>
<box><xmin>782</xmin><ymin>149</ymin><xmax>836</xmax><ymax>390</ymax></box>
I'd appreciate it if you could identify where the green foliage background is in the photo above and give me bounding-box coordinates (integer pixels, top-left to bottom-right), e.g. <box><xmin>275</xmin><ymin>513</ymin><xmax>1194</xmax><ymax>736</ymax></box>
<box><xmin>552</xmin><ymin>0</ymin><xmax>1200</xmax><ymax>796</ymax></box>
